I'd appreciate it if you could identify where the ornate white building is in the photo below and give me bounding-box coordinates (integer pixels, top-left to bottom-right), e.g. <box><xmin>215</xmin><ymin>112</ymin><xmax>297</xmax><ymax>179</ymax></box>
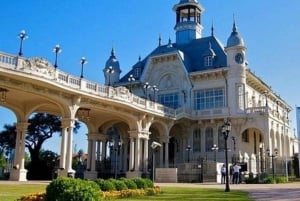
<box><xmin>103</xmin><ymin>0</ymin><xmax>297</xmax><ymax>181</ymax></box>
<box><xmin>0</xmin><ymin>0</ymin><xmax>297</xmax><ymax>182</ymax></box>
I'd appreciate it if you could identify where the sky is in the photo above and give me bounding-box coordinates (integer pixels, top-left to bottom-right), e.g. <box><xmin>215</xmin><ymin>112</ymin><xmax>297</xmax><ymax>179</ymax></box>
<box><xmin>1</xmin><ymin>0</ymin><xmax>300</xmax><ymax>153</ymax></box>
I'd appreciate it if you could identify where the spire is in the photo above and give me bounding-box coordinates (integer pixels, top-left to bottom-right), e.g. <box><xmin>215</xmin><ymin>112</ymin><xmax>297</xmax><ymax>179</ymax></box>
<box><xmin>226</xmin><ymin>16</ymin><xmax>244</xmax><ymax>47</ymax></box>
<box><xmin>111</xmin><ymin>47</ymin><xmax>116</xmax><ymax>58</ymax></box>
<box><xmin>158</xmin><ymin>34</ymin><xmax>162</xmax><ymax>46</ymax></box>
<box><xmin>232</xmin><ymin>15</ymin><xmax>237</xmax><ymax>33</ymax></box>
<box><xmin>211</xmin><ymin>21</ymin><xmax>214</xmax><ymax>36</ymax></box>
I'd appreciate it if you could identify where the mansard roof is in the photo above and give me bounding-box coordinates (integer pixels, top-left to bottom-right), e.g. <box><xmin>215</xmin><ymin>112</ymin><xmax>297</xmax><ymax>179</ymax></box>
<box><xmin>120</xmin><ymin>35</ymin><xmax>227</xmax><ymax>82</ymax></box>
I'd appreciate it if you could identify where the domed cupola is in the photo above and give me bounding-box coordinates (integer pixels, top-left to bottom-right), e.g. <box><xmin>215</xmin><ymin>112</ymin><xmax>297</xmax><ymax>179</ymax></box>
<box><xmin>103</xmin><ymin>48</ymin><xmax>122</xmax><ymax>86</ymax></box>
<box><xmin>226</xmin><ymin>21</ymin><xmax>244</xmax><ymax>47</ymax></box>
<box><xmin>173</xmin><ymin>0</ymin><xmax>204</xmax><ymax>44</ymax></box>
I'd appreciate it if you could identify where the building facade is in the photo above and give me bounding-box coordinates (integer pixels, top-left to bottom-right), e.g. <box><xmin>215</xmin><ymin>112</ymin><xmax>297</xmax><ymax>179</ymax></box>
<box><xmin>0</xmin><ymin>0</ymin><xmax>297</xmax><ymax>182</ymax></box>
<box><xmin>104</xmin><ymin>0</ymin><xmax>296</xmax><ymax>180</ymax></box>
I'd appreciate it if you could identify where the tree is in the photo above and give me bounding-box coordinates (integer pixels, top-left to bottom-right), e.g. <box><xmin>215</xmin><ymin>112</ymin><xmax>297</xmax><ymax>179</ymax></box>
<box><xmin>0</xmin><ymin>113</ymin><xmax>80</xmax><ymax>180</ymax></box>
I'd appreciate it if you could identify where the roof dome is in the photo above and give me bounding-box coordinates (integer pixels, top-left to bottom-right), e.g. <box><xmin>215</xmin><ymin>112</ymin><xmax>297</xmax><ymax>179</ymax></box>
<box><xmin>105</xmin><ymin>48</ymin><xmax>120</xmax><ymax>71</ymax></box>
<box><xmin>227</xmin><ymin>22</ymin><xmax>244</xmax><ymax>47</ymax></box>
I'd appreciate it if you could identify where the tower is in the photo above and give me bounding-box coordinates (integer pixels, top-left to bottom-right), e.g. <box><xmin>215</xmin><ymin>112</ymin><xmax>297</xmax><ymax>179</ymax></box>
<box><xmin>173</xmin><ymin>0</ymin><xmax>204</xmax><ymax>44</ymax></box>
<box><xmin>103</xmin><ymin>48</ymin><xmax>122</xmax><ymax>86</ymax></box>
<box><xmin>225</xmin><ymin>20</ymin><xmax>247</xmax><ymax>114</ymax></box>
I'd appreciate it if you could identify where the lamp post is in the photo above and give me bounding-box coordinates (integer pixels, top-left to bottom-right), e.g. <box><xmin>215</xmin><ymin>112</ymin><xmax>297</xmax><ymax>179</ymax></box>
<box><xmin>222</xmin><ymin>120</ymin><xmax>231</xmax><ymax>192</ymax></box>
<box><xmin>18</xmin><ymin>30</ymin><xmax>28</xmax><ymax>56</ymax></box>
<box><xmin>110</xmin><ymin>139</ymin><xmax>122</xmax><ymax>179</ymax></box>
<box><xmin>80</xmin><ymin>57</ymin><xmax>87</xmax><ymax>78</ymax></box>
<box><xmin>53</xmin><ymin>44</ymin><xmax>62</xmax><ymax>69</ymax></box>
<box><xmin>128</xmin><ymin>74</ymin><xmax>135</xmax><ymax>92</ymax></box>
<box><xmin>143</xmin><ymin>82</ymin><xmax>150</xmax><ymax>100</ymax></box>
<box><xmin>186</xmin><ymin>145</ymin><xmax>192</xmax><ymax>163</ymax></box>
<box><xmin>266</xmin><ymin>148</ymin><xmax>278</xmax><ymax>180</ymax></box>
<box><xmin>107</xmin><ymin>66</ymin><xmax>114</xmax><ymax>86</ymax></box>
<box><xmin>152</xmin><ymin>85</ymin><xmax>159</xmax><ymax>102</ymax></box>
<box><xmin>211</xmin><ymin>144</ymin><xmax>219</xmax><ymax>162</ymax></box>
<box><xmin>151</xmin><ymin>141</ymin><xmax>162</xmax><ymax>182</ymax></box>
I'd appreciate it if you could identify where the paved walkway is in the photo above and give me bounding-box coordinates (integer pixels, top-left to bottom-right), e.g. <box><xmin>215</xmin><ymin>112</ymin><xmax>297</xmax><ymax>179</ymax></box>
<box><xmin>156</xmin><ymin>182</ymin><xmax>300</xmax><ymax>201</ymax></box>
<box><xmin>1</xmin><ymin>181</ymin><xmax>300</xmax><ymax>200</ymax></box>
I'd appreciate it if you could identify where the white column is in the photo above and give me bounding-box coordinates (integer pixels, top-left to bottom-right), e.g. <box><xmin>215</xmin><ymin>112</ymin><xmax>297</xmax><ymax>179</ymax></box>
<box><xmin>143</xmin><ymin>138</ymin><xmax>149</xmax><ymax>172</ymax></box>
<box><xmin>129</xmin><ymin>137</ymin><xmax>135</xmax><ymax>170</ymax></box>
<box><xmin>59</xmin><ymin>120</ymin><xmax>68</xmax><ymax>170</ymax></box>
<box><xmin>10</xmin><ymin>122</ymin><xmax>29</xmax><ymax>181</ymax></box>
<box><xmin>135</xmin><ymin>138</ymin><xmax>141</xmax><ymax>171</ymax></box>
<box><xmin>65</xmin><ymin>119</ymin><xmax>75</xmax><ymax>175</ymax></box>
<box><xmin>91</xmin><ymin>140</ymin><xmax>97</xmax><ymax>171</ymax></box>
<box><xmin>86</xmin><ymin>139</ymin><xmax>92</xmax><ymax>171</ymax></box>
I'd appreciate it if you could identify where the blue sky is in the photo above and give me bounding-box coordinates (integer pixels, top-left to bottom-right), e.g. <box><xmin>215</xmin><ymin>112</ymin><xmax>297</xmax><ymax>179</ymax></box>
<box><xmin>1</xmin><ymin>0</ymin><xmax>300</xmax><ymax>153</ymax></box>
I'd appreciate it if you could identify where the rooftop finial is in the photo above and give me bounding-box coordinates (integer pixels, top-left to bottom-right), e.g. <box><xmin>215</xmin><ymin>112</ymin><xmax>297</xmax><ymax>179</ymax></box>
<box><xmin>232</xmin><ymin>14</ymin><xmax>237</xmax><ymax>33</ymax></box>
<box><xmin>211</xmin><ymin>20</ymin><xmax>214</xmax><ymax>36</ymax></box>
<box><xmin>111</xmin><ymin>47</ymin><xmax>115</xmax><ymax>57</ymax></box>
<box><xmin>138</xmin><ymin>55</ymin><xmax>141</xmax><ymax>62</ymax></box>
<box><xmin>158</xmin><ymin>34</ymin><xmax>162</xmax><ymax>46</ymax></box>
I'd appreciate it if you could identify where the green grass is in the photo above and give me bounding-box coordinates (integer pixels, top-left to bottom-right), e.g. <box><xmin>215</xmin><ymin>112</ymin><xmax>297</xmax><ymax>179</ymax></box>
<box><xmin>0</xmin><ymin>184</ymin><xmax>47</xmax><ymax>201</ymax></box>
<box><xmin>0</xmin><ymin>184</ymin><xmax>253</xmax><ymax>201</ymax></box>
<box><xmin>117</xmin><ymin>187</ymin><xmax>253</xmax><ymax>201</ymax></box>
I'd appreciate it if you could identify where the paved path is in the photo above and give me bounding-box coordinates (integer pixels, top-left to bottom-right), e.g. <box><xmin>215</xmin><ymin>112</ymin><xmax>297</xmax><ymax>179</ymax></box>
<box><xmin>156</xmin><ymin>182</ymin><xmax>300</xmax><ymax>201</ymax></box>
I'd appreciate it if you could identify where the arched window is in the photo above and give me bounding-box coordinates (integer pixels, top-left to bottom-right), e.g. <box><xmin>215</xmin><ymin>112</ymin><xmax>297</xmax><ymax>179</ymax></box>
<box><xmin>205</xmin><ymin>127</ymin><xmax>213</xmax><ymax>152</ymax></box>
<box><xmin>193</xmin><ymin>128</ymin><xmax>201</xmax><ymax>152</ymax></box>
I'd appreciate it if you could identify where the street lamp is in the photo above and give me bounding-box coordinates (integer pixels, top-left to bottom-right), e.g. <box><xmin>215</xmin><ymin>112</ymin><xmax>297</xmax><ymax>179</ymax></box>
<box><xmin>222</xmin><ymin>119</ymin><xmax>231</xmax><ymax>192</ymax></box>
<box><xmin>80</xmin><ymin>57</ymin><xmax>87</xmax><ymax>78</ymax></box>
<box><xmin>143</xmin><ymin>82</ymin><xmax>150</xmax><ymax>100</ymax></box>
<box><xmin>211</xmin><ymin>144</ymin><xmax>219</xmax><ymax>162</ymax></box>
<box><xmin>110</xmin><ymin>139</ymin><xmax>122</xmax><ymax>179</ymax></box>
<box><xmin>266</xmin><ymin>148</ymin><xmax>278</xmax><ymax>180</ymax></box>
<box><xmin>128</xmin><ymin>74</ymin><xmax>135</xmax><ymax>92</ymax></box>
<box><xmin>53</xmin><ymin>44</ymin><xmax>62</xmax><ymax>69</ymax></box>
<box><xmin>107</xmin><ymin>66</ymin><xmax>115</xmax><ymax>86</ymax></box>
<box><xmin>186</xmin><ymin>145</ymin><xmax>192</xmax><ymax>163</ymax></box>
<box><xmin>18</xmin><ymin>30</ymin><xmax>28</xmax><ymax>56</ymax></box>
<box><xmin>152</xmin><ymin>85</ymin><xmax>159</xmax><ymax>102</ymax></box>
<box><xmin>151</xmin><ymin>141</ymin><xmax>162</xmax><ymax>182</ymax></box>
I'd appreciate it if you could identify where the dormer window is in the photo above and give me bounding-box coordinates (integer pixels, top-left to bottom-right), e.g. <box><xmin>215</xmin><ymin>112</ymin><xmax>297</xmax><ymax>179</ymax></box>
<box><xmin>204</xmin><ymin>56</ymin><xmax>213</xmax><ymax>67</ymax></box>
<box><xmin>134</xmin><ymin>67</ymin><xmax>141</xmax><ymax>78</ymax></box>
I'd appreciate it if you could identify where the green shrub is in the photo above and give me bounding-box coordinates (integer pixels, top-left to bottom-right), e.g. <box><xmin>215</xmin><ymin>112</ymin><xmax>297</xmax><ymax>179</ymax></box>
<box><xmin>120</xmin><ymin>178</ymin><xmax>137</xmax><ymax>189</ymax></box>
<box><xmin>262</xmin><ymin>176</ymin><xmax>275</xmax><ymax>184</ymax></box>
<box><xmin>143</xmin><ymin>178</ymin><xmax>154</xmax><ymax>188</ymax></box>
<box><xmin>132</xmin><ymin>177</ymin><xmax>150</xmax><ymax>189</ymax></box>
<box><xmin>275</xmin><ymin>176</ymin><xmax>287</xmax><ymax>183</ymax></box>
<box><xmin>95</xmin><ymin>178</ymin><xmax>116</xmax><ymax>191</ymax></box>
<box><xmin>109</xmin><ymin>179</ymin><xmax>128</xmax><ymax>191</ymax></box>
<box><xmin>45</xmin><ymin>177</ymin><xmax>102</xmax><ymax>201</ymax></box>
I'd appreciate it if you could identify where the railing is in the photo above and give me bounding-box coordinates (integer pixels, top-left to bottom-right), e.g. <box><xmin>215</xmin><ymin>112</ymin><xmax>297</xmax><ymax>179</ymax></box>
<box><xmin>0</xmin><ymin>51</ymin><xmax>175</xmax><ymax>117</ymax></box>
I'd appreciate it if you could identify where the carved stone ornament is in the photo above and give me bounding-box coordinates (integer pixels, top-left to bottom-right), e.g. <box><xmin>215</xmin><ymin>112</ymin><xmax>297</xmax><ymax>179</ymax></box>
<box><xmin>22</xmin><ymin>57</ymin><xmax>55</xmax><ymax>76</ymax></box>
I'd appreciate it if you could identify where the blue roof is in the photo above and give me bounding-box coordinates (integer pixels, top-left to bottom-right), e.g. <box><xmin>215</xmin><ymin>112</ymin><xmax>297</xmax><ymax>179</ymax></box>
<box><xmin>119</xmin><ymin>35</ymin><xmax>227</xmax><ymax>82</ymax></box>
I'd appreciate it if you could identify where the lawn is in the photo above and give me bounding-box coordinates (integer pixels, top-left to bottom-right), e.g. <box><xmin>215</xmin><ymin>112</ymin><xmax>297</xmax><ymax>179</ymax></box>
<box><xmin>0</xmin><ymin>184</ymin><xmax>47</xmax><ymax>201</ymax></box>
<box><xmin>0</xmin><ymin>184</ymin><xmax>253</xmax><ymax>201</ymax></box>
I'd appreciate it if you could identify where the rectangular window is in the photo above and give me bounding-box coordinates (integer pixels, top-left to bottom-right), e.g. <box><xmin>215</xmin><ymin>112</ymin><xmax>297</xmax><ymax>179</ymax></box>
<box><xmin>193</xmin><ymin>128</ymin><xmax>201</xmax><ymax>152</ymax></box>
<box><xmin>236</xmin><ymin>83</ymin><xmax>245</xmax><ymax>110</ymax></box>
<box><xmin>194</xmin><ymin>88</ymin><xmax>225</xmax><ymax>110</ymax></box>
<box><xmin>204</xmin><ymin>56</ymin><xmax>213</xmax><ymax>67</ymax></box>
<box><xmin>158</xmin><ymin>93</ymin><xmax>179</xmax><ymax>109</ymax></box>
